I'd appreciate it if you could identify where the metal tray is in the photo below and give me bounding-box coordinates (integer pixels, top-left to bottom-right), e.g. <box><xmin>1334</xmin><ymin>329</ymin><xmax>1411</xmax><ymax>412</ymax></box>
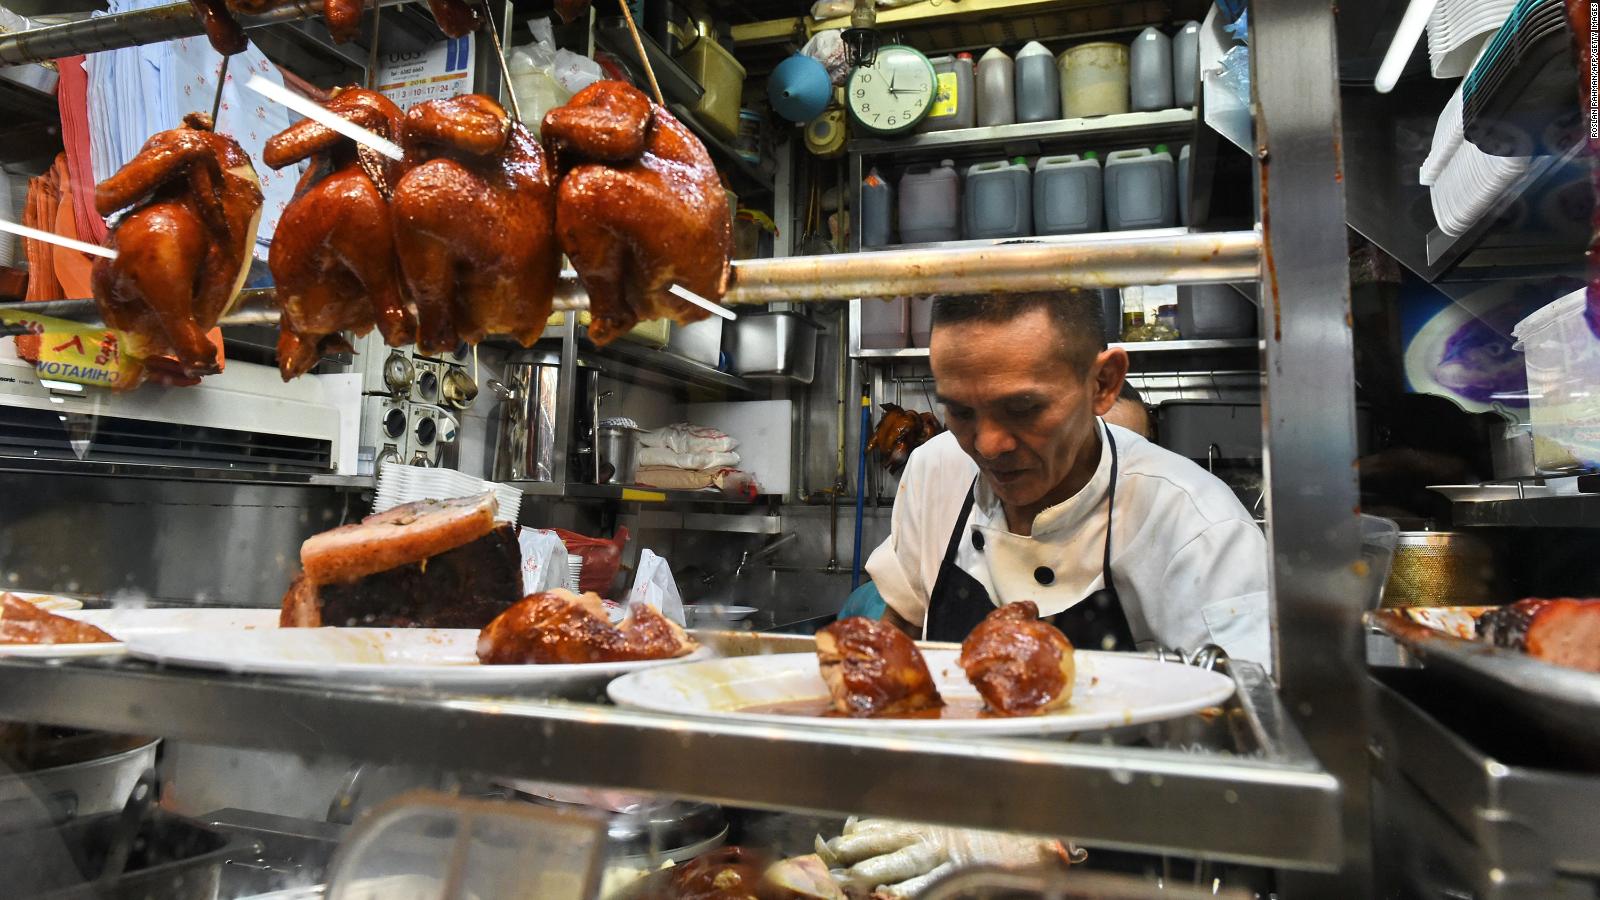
<box><xmin>1368</xmin><ymin>607</ymin><xmax>1600</xmax><ymax>764</ymax></box>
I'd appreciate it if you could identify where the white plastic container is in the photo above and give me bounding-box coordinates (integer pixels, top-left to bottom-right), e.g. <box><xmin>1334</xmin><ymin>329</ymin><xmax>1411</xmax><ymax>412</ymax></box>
<box><xmin>667</xmin><ymin>318</ymin><xmax>724</xmax><ymax>367</ymax></box>
<box><xmin>1176</xmin><ymin>284</ymin><xmax>1256</xmax><ymax>339</ymax></box>
<box><xmin>1033</xmin><ymin>153</ymin><xmax>1103</xmax><ymax>235</ymax></box>
<box><xmin>859</xmin><ymin>298</ymin><xmax>909</xmax><ymax>349</ymax></box>
<box><xmin>1014</xmin><ymin>41</ymin><xmax>1060</xmax><ymax>123</ymax></box>
<box><xmin>1103</xmin><ymin>146</ymin><xmax>1176</xmax><ymax>231</ymax></box>
<box><xmin>910</xmin><ymin>297</ymin><xmax>934</xmax><ymax>348</ymax></box>
<box><xmin>1129</xmin><ymin>27</ymin><xmax>1173</xmax><ymax>112</ymax></box>
<box><xmin>1513</xmin><ymin>288</ymin><xmax>1600</xmax><ymax>472</ymax></box>
<box><xmin>1173</xmin><ymin>20</ymin><xmax>1201</xmax><ymax>107</ymax></box>
<box><xmin>1059</xmin><ymin>42</ymin><xmax>1129</xmax><ymax>118</ymax></box>
<box><xmin>898</xmin><ymin>161</ymin><xmax>962</xmax><ymax>244</ymax></box>
<box><xmin>861</xmin><ymin>168</ymin><xmax>894</xmax><ymax>249</ymax></box>
<box><xmin>1178</xmin><ymin>143</ymin><xmax>1191</xmax><ymax>225</ymax></box>
<box><xmin>976</xmin><ymin>47</ymin><xmax>1016</xmax><ymax>127</ymax></box>
<box><xmin>919</xmin><ymin>53</ymin><xmax>976</xmax><ymax>133</ymax></box>
<box><xmin>964</xmin><ymin>158</ymin><xmax>1031</xmax><ymax>239</ymax></box>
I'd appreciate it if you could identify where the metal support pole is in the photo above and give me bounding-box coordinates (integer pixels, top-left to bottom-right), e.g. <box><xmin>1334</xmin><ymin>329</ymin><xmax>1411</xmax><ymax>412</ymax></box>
<box><xmin>1250</xmin><ymin>1</ymin><xmax>1370</xmax><ymax>895</ymax></box>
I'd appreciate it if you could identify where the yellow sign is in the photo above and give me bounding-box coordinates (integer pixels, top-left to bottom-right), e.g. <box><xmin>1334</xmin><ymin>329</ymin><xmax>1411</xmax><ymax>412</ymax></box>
<box><xmin>929</xmin><ymin>71</ymin><xmax>959</xmax><ymax>118</ymax></box>
<box><xmin>0</xmin><ymin>309</ymin><xmax>141</xmax><ymax>389</ymax></box>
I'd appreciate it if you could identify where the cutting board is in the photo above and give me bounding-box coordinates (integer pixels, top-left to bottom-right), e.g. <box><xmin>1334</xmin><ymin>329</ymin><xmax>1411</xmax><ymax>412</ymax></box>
<box><xmin>686</xmin><ymin>400</ymin><xmax>793</xmax><ymax>496</ymax></box>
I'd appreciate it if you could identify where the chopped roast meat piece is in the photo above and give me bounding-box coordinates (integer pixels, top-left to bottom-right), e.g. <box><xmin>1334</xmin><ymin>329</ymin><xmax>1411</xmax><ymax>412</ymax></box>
<box><xmin>281</xmin><ymin>523</ymin><xmax>521</xmax><ymax>628</ymax></box>
<box><xmin>815</xmin><ymin>617</ymin><xmax>943</xmax><ymax>717</ymax></box>
<box><xmin>299</xmin><ymin>493</ymin><xmax>497</xmax><ymax>585</ymax></box>
<box><xmin>476</xmin><ymin>589</ymin><xmax>697</xmax><ymax>664</ymax></box>
<box><xmin>0</xmin><ymin>595</ymin><xmax>115</xmax><ymax>645</ymax></box>
<box><xmin>762</xmin><ymin>854</ymin><xmax>845</xmax><ymax>899</ymax></box>
<box><xmin>660</xmin><ymin>846</ymin><xmax>770</xmax><ymax>900</ymax></box>
<box><xmin>959</xmin><ymin>601</ymin><xmax>1075</xmax><ymax>716</ymax></box>
<box><xmin>1477</xmin><ymin>597</ymin><xmax>1600</xmax><ymax>673</ymax></box>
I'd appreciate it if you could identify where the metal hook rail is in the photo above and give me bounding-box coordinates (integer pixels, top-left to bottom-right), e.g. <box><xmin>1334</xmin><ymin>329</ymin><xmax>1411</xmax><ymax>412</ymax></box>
<box><xmin>1</xmin><ymin>231</ymin><xmax>1262</xmax><ymax>327</ymax></box>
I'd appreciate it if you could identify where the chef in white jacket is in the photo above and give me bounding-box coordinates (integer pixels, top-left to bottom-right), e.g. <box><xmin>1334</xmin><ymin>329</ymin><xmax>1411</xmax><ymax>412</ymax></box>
<box><xmin>865</xmin><ymin>290</ymin><xmax>1270</xmax><ymax>666</ymax></box>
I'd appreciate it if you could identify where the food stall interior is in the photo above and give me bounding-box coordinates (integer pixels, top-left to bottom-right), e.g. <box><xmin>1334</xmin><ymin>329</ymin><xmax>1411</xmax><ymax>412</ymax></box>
<box><xmin>0</xmin><ymin>0</ymin><xmax>1598</xmax><ymax>897</ymax></box>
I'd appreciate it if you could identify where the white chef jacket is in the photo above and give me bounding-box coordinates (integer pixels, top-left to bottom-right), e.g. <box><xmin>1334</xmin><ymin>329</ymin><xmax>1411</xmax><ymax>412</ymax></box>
<box><xmin>865</xmin><ymin>424</ymin><xmax>1272</xmax><ymax>667</ymax></box>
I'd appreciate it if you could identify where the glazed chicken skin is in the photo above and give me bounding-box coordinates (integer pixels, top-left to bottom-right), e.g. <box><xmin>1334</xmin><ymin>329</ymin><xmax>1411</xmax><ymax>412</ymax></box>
<box><xmin>542</xmin><ymin>81</ymin><xmax>732</xmax><ymax>344</ymax></box>
<box><xmin>92</xmin><ymin>112</ymin><xmax>263</xmax><ymax>380</ymax></box>
<box><xmin>263</xmin><ymin>87</ymin><xmax>415</xmax><ymax>379</ymax></box>
<box><xmin>959</xmin><ymin>601</ymin><xmax>1076</xmax><ymax>716</ymax></box>
<box><xmin>867</xmin><ymin>403</ymin><xmax>944</xmax><ymax>474</ymax></box>
<box><xmin>816</xmin><ymin>617</ymin><xmax>943</xmax><ymax>717</ymax></box>
<box><xmin>192</xmin><ymin>1</ymin><xmax>481</xmax><ymax>52</ymax></box>
<box><xmin>476</xmin><ymin>589</ymin><xmax>697</xmax><ymax>665</ymax></box>
<box><xmin>391</xmin><ymin>94</ymin><xmax>559</xmax><ymax>353</ymax></box>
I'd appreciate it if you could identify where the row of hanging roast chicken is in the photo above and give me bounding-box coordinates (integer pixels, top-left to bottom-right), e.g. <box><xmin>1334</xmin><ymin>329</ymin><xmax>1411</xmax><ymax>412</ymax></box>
<box><xmin>90</xmin><ymin>76</ymin><xmax>731</xmax><ymax>388</ymax></box>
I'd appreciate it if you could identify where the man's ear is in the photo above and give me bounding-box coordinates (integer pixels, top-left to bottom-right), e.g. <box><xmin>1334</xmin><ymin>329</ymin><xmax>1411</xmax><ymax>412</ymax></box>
<box><xmin>1089</xmin><ymin>347</ymin><xmax>1130</xmax><ymax>417</ymax></box>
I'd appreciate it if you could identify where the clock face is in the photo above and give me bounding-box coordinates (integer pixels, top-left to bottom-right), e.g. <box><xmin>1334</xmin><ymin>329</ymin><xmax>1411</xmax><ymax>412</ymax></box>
<box><xmin>846</xmin><ymin>45</ymin><xmax>936</xmax><ymax>137</ymax></box>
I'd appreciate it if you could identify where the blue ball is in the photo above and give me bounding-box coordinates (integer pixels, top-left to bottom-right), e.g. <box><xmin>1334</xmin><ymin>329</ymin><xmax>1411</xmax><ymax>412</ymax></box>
<box><xmin>768</xmin><ymin>54</ymin><xmax>831</xmax><ymax>123</ymax></box>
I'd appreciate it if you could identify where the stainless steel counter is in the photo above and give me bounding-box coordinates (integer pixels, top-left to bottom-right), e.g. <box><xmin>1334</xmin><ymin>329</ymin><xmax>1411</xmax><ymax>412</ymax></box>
<box><xmin>0</xmin><ymin>648</ymin><xmax>1339</xmax><ymax>869</ymax></box>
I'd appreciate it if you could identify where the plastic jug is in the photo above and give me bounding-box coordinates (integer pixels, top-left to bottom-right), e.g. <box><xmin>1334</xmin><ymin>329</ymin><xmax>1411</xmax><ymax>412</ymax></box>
<box><xmin>976</xmin><ymin>47</ymin><xmax>1016</xmax><ymax>127</ymax></box>
<box><xmin>1034</xmin><ymin>153</ymin><xmax>1103</xmax><ymax>235</ymax></box>
<box><xmin>918</xmin><ymin>53</ymin><xmax>976</xmax><ymax>133</ymax></box>
<box><xmin>860</xmin><ymin>298</ymin><xmax>909</xmax><ymax>348</ymax></box>
<box><xmin>1129</xmin><ymin>27</ymin><xmax>1173</xmax><ymax>112</ymax></box>
<box><xmin>1015</xmin><ymin>41</ymin><xmax>1060</xmax><ymax>123</ymax></box>
<box><xmin>1059</xmin><ymin>43</ymin><xmax>1129</xmax><ymax>118</ymax></box>
<box><xmin>964</xmin><ymin>158</ymin><xmax>1031</xmax><ymax>240</ymax></box>
<box><xmin>1103</xmin><ymin>146</ymin><xmax>1176</xmax><ymax>231</ymax></box>
<box><xmin>898</xmin><ymin>160</ymin><xmax>962</xmax><ymax>244</ymax></box>
<box><xmin>1173</xmin><ymin>20</ymin><xmax>1201</xmax><ymax>107</ymax></box>
<box><xmin>1177</xmin><ymin>144</ymin><xmax>1191</xmax><ymax>225</ymax></box>
<box><xmin>861</xmin><ymin>168</ymin><xmax>895</xmax><ymax>249</ymax></box>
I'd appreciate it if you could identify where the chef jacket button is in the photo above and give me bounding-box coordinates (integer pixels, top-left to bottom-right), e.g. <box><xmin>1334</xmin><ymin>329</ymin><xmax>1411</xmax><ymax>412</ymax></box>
<box><xmin>1034</xmin><ymin>566</ymin><xmax>1055</xmax><ymax>585</ymax></box>
<box><xmin>971</xmin><ymin>530</ymin><xmax>985</xmax><ymax>551</ymax></box>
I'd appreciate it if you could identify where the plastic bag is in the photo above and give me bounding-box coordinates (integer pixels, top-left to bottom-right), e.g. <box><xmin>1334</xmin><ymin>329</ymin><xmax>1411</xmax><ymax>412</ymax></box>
<box><xmin>801</xmin><ymin>29</ymin><xmax>851</xmax><ymax>86</ymax></box>
<box><xmin>627</xmin><ymin>549</ymin><xmax>685</xmax><ymax>626</ymax></box>
<box><xmin>553</xmin><ymin>48</ymin><xmax>604</xmax><ymax>95</ymax></box>
<box><xmin>637</xmin><ymin>423</ymin><xmax>738</xmax><ymax>453</ymax></box>
<box><xmin>517</xmin><ymin>528</ymin><xmax>570</xmax><ymax>595</ymax></box>
<box><xmin>1215</xmin><ymin>44</ymin><xmax>1250</xmax><ymax>108</ymax></box>
<box><xmin>552</xmin><ymin>527</ymin><xmax>628</xmax><ymax>595</ymax></box>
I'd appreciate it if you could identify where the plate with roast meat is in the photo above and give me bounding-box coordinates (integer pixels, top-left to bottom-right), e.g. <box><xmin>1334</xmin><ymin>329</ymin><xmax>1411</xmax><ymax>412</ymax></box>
<box><xmin>0</xmin><ymin>593</ymin><xmax>278</xmax><ymax>657</ymax></box>
<box><xmin>607</xmin><ymin>603</ymin><xmax>1235</xmax><ymax>735</ymax></box>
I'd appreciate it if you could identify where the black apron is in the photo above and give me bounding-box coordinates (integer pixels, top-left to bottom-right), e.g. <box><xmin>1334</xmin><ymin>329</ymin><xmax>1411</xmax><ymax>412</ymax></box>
<box><xmin>924</xmin><ymin>421</ymin><xmax>1137</xmax><ymax>650</ymax></box>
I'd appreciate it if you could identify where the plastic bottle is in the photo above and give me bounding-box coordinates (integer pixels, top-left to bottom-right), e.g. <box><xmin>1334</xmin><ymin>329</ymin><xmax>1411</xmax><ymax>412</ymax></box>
<box><xmin>1173</xmin><ymin>21</ymin><xmax>1201</xmax><ymax>107</ymax></box>
<box><xmin>964</xmin><ymin>157</ymin><xmax>1031</xmax><ymax>239</ymax></box>
<box><xmin>1103</xmin><ymin>146</ymin><xmax>1177</xmax><ymax>231</ymax></box>
<box><xmin>1014</xmin><ymin>41</ymin><xmax>1060</xmax><ymax>124</ymax></box>
<box><xmin>976</xmin><ymin>47</ymin><xmax>1016</xmax><ymax>127</ymax></box>
<box><xmin>1129</xmin><ymin>27</ymin><xmax>1174</xmax><ymax>112</ymax></box>
<box><xmin>898</xmin><ymin>160</ymin><xmax>962</xmax><ymax>244</ymax></box>
<box><xmin>1058</xmin><ymin>43</ymin><xmax>1129</xmax><ymax>118</ymax></box>
<box><xmin>1033</xmin><ymin>152</ymin><xmax>1103</xmax><ymax>235</ymax></box>
<box><xmin>860</xmin><ymin>168</ymin><xmax>895</xmax><ymax>249</ymax></box>
<box><xmin>918</xmin><ymin>53</ymin><xmax>976</xmax><ymax>133</ymax></box>
<box><xmin>1177</xmin><ymin>144</ymin><xmax>1191</xmax><ymax>225</ymax></box>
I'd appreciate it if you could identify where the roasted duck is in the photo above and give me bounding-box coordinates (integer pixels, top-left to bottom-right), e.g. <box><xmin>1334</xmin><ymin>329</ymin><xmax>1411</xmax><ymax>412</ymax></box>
<box><xmin>392</xmin><ymin>94</ymin><xmax>559</xmax><ymax>353</ymax></box>
<box><xmin>0</xmin><ymin>594</ymin><xmax>115</xmax><ymax>645</ymax></box>
<box><xmin>263</xmin><ymin>87</ymin><xmax>414</xmax><ymax>379</ymax></box>
<box><xmin>959</xmin><ymin>601</ymin><xmax>1075</xmax><ymax>716</ymax></box>
<box><xmin>867</xmin><ymin>404</ymin><xmax>944</xmax><ymax>474</ymax></box>
<box><xmin>191</xmin><ymin>1</ymin><xmax>481</xmax><ymax>53</ymax></box>
<box><xmin>815</xmin><ymin>617</ymin><xmax>943</xmax><ymax>717</ymax></box>
<box><xmin>476</xmin><ymin>589</ymin><xmax>697</xmax><ymax>665</ymax></box>
<box><xmin>1478</xmin><ymin>598</ymin><xmax>1600</xmax><ymax>673</ymax></box>
<box><xmin>542</xmin><ymin>81</ymin><xmax>731</xmax><ymax>344</ymax></box>
<box><xmin>92</xmin><ymin>112</ymin><xmax>263</xmax><ymax>382</ymax></box>
<box><xmin>280</xmin><ymin>493</ymin><xmax>522</xmax><ymax>628</ymax></box>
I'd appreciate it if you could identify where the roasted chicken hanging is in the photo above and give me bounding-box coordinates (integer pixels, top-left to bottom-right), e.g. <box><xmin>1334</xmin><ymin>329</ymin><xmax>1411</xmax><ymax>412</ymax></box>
<box><xmin>959</xmin><ymin>601</ymin><xmax>1076</xmax><ymax>716</ymax></box>
<box><xmin>868</xmin><ymin>403</ymin><xmax>944</xmax><ymax>474</ymax></box>
<box><xmin>263</xmin><ymin>87</ymin><xmax>414</xmax><ymax>379</ymax></box>
<box><xmin>542</xmin><ymin>81</ymin><xmax>731</xmax><ymax>344</ymax></box>
<box><xmin>391</xmin><ymin>94</ymin><xmax>559</xmax><ymax>353</ymax></box>
<box><xmin>815</xmin><ymin>617</ymin><xmax>943</xmax><ymax>717</ymax></box>
<box><xmin>92</xmin><ymin>112</ymin><xmax>263</xmax><ymax>382</ymax></box>
<box><xmin>191</xmin><ymin>0</ymin><xmax>481</xmax><ymax>53</ymax></box>
<box><xmin>476</xmin><ymin>589</ymin><xmax>698</xmax><ymax>665</ymax></box>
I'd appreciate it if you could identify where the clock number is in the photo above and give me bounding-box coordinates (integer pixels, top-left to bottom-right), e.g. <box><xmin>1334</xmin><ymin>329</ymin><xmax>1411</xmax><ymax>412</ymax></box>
<box><xmin>887</xmin><ymin>116</ymin><xmax>896</xmax><ymax>126</ymax></box>
<box><xmin>855</xmin><ymin>89</ymin><xmax>865</xmax><ymax>98</ymax></box>
<box><xmin>903</xmin><ymin>109</ymin><xmax>913</xmax><ymax>119</ymax></box>
<box><xmin>872</xmin><ymin>114</ymin><xmax>880</xmax><ymax>122</ymax></box>
<box><xmin>859</xmin><ymin>73</ymin><xmax>871</xmax><ymax>83</ymax></box>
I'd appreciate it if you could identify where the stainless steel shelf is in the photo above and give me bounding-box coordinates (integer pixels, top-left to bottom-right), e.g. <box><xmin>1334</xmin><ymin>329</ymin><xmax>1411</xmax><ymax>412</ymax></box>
<box><xmin>1451</xmin><ymin>494</ymin><xmax>1600</xmax><ymax>529</ymax></box>
<box><xmin>578</xmin><ymin>327</ymin><xmax>758</xmax><ymax>398</ymax></box>
<box><xmin>848</xmin><ymin>108</ymin><xmax>1197</xmax><ymax>156</ymax></box>
<box><xmin>510</xmin><ymin>480</ymin><xmax>775</xmax><ymax>507</ymax></box>
<box><xmin>0</xmin><ymin>652</ymin><xmax>1340</xmax><ymax>868</ymax></box>
<box><xmin>853</xmin><ymin>338</ymin><xmax>1258</xmax><ymax>360</ymax></box>
<box><xmin>0</xmin><ymin>455</ymin><xmax>372</xmax><ymax>489</ymax></box>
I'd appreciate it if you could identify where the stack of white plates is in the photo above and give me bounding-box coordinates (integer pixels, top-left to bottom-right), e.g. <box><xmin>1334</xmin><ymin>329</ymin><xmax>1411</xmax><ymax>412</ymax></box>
<box><xmin>1427</xmin><ymin>0</ymin><xmax>1518</xmax><ymax>78</ymax></box>
<box><xmin>1419</xmin><ymin>74</ymin><xmax>1532</xmax><ymax>236</ymax></box>
<box><xmin>565</xmin><ymin>553</ymin><xmax>583</xmax><ymax>592</ymax></box>
<box><xmin>373</xmin><ymin>463</ymin><xmax>523</xmax><ymax>523</ymax></box>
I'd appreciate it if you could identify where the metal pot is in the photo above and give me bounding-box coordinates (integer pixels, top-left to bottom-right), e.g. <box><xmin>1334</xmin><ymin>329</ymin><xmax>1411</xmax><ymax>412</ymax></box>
<box><xmin>490</xmin><ymin>350</ymin><xmax>600</xmax><ymax>483</ymax></box>
<box><xmin>1381</xmin><ymin>530</ymin><xmax>1498</xmax><ymax>608</ymax></box>
<box><xmin>596</xmin><ymin>423</ymin><xmax>639</xmax><ymax>486</ymax></box>
<box><xmin>0</xmin><ymin>731</ymin><xmax>158</xmax><ymax>827</ymax></box>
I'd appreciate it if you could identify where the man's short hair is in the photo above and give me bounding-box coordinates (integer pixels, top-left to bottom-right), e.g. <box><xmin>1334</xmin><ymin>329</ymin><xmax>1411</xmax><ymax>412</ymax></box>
<box><xmin>929</xmin><ymin>289</ymin><xmax>1107</xmax><ymax>375</ymax></box>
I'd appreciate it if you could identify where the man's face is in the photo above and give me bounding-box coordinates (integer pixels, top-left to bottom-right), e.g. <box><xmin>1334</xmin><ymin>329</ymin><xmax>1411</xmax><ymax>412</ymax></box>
<box><xmin>931</xmin><ymin>307</ymin><xmax>1126</xmax><ymax>511</ymax></box>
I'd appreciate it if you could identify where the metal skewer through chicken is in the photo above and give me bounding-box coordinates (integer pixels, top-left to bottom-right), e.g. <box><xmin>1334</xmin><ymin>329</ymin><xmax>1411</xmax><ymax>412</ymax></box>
<box><xmin>542</xmin><ymin>80</ymin><xmax>732</xmax><ymax>344</ymax></box>
<box><xmin>92</xmin><ymin>112</ymin><xmax>263</xmax><ymax>383</ymax></box>
<box><xmin>391</xmin><ymin>94</ymin><xmax>560</xmax><ymax>353</ymax></box>
<box><xmin>263</xmin><ymin>87</ymin><xmax>415</xmax><ymax>379</ymax></box>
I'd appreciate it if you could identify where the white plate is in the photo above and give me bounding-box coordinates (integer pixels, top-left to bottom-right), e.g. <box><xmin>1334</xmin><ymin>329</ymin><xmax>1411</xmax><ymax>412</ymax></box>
<box><xmin>4</xmin><ymin>590</ymin><xmax>85</xmax><ymax>611</ymax></box>
<box><xmin>0</xmin><ymin>607</ymin><xmax>281</xmax><ymax>658</ymax></box>
<box><xmin>607</xmin><ymin>649</ymin><xmax>1236</xmax><ymax>736</ymax></box>
<box><xmin>126</xmin><ymin>627</ymin><xmax>708</xmax><ymax>688</ymax></box>
<box><xmin>683</xmin><ymin>605</ymin><xmax>758</xmax><ymax>623</ymax></box>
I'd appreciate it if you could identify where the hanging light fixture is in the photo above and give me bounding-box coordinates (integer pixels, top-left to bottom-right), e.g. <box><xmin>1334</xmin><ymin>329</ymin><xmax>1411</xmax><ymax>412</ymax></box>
<box><xmin>842</xmin><ymin>0</ymin><xmax>880</xmax><ymax>68</ymax></box>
